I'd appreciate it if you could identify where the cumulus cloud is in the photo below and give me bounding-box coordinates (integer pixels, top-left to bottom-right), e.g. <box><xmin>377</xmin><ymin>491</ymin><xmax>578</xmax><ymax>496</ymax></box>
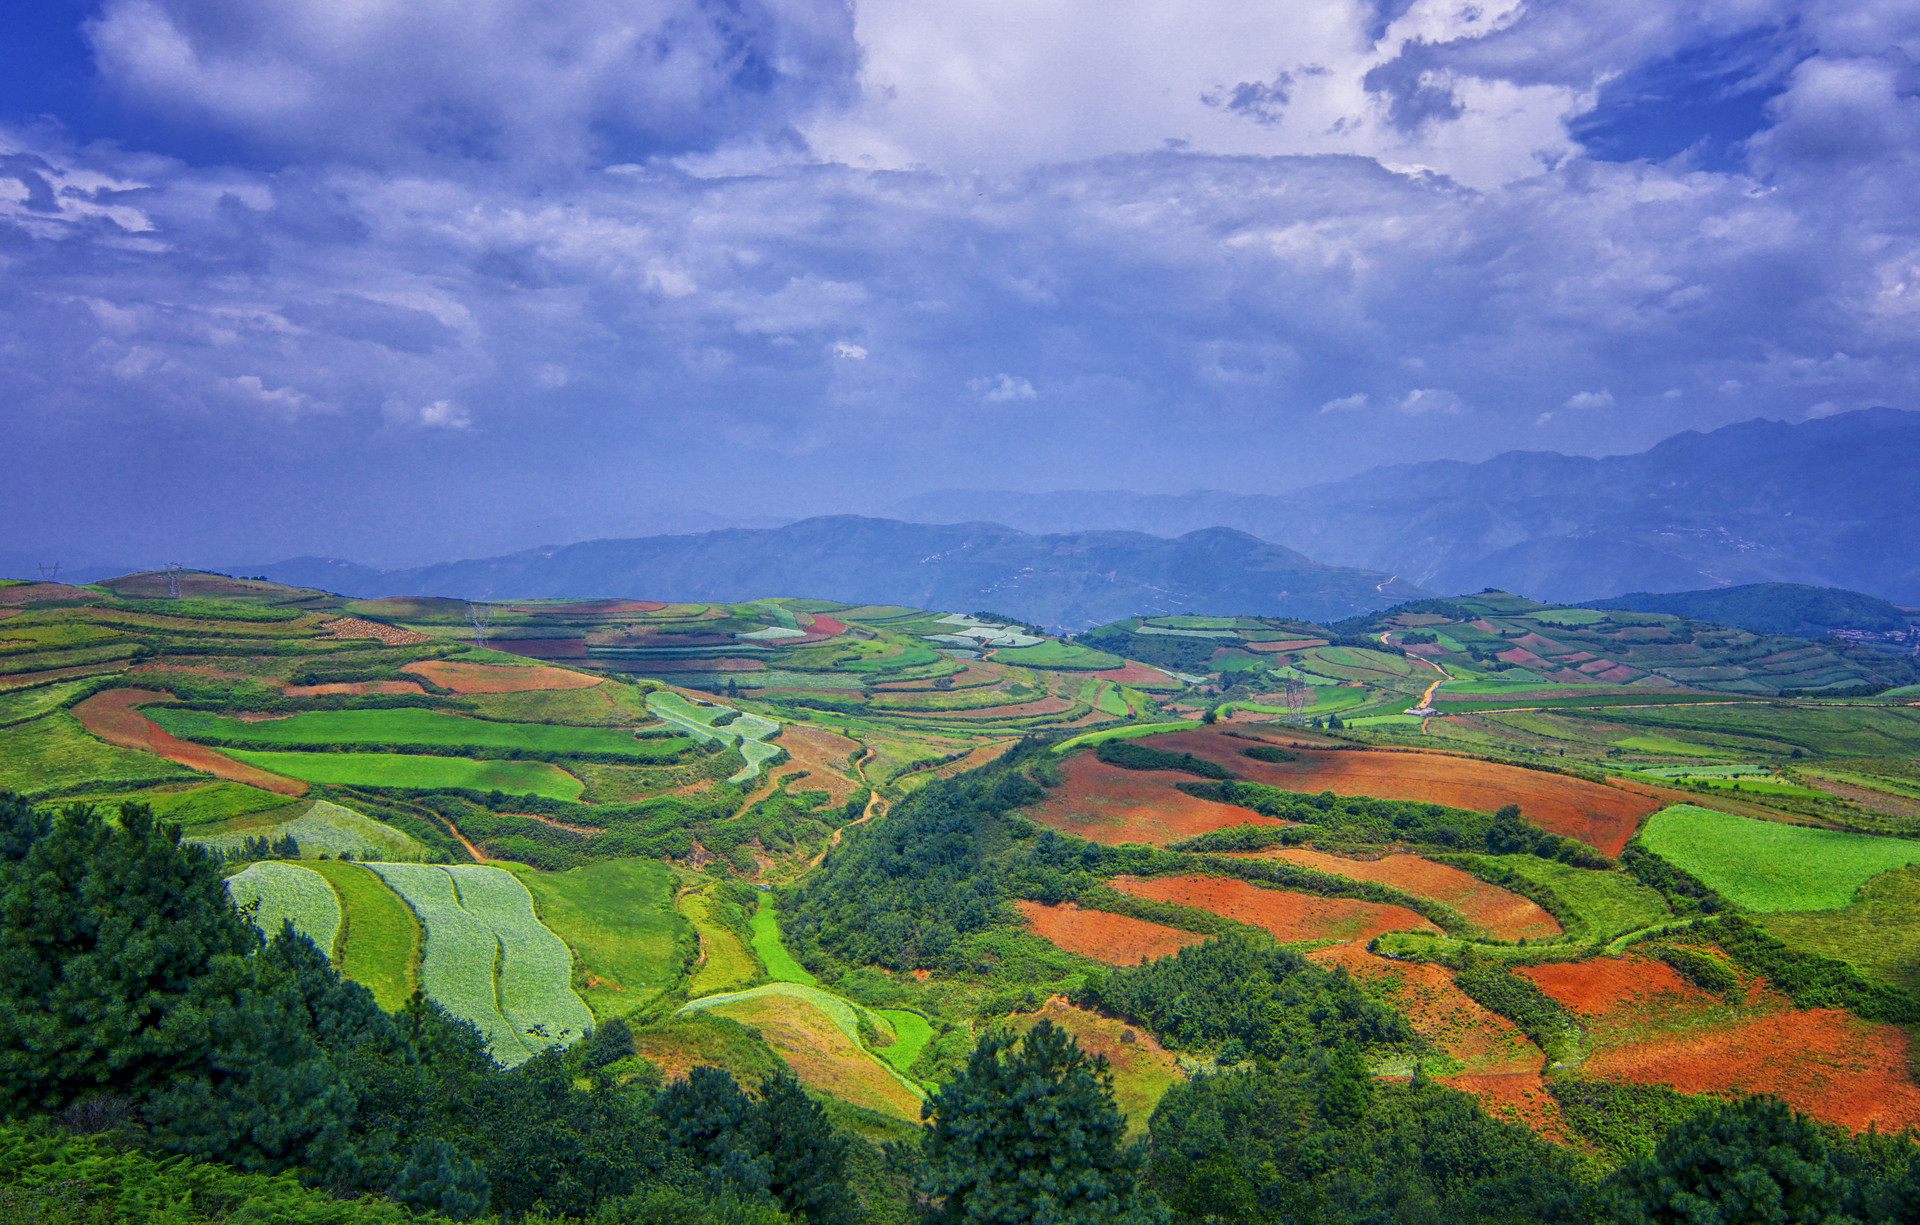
<box><xmin>1320</xmin><ymin>393</ymin><xmax>1370</xmax><ymax>413</ymax></box>
<box><xmin>1564</xmin><ymin>389</ymin><xmax>1615</xmax><ymax>409</ymax></box>
<box><xmin>1398</xmin><ymin>388</ymin><xmax>1465</xmax><ymax>415</ymax></box>
<box><xmin>970</xmin><ymin>374</ymin><xmax>1037</xmax><ymax>403</ymax></box>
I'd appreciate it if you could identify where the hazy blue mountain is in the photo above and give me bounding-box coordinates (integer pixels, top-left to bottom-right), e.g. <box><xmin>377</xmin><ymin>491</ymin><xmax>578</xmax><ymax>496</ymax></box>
<box><xmin>885</xmin><ymin>407</ymin><xmax>1920</xmax><ymax>605</ymax></box>
<box><xmin>1584</xmin><ymin>584</ymin><xmax>1918</xmax><ymax>639</ymax></box>
<box><xmin>252</xmin><ymin>517</ymin><xmax>1430</xmax><ymax>630</ymax></box>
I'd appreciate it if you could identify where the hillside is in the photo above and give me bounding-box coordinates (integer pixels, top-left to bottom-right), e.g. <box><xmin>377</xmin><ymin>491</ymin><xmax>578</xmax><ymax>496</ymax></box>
<box><xmin>249</xmin><ymin>517</ymin><xmax>1431</xmax><ymax>630</ymax></box>
<box><xmin>887</xmin><ymin>406</ymin><xmax>1920</xmax><ymax>604</ymax></box>
<box><xmin>1585</xmin><ymin>583</ymin><xmax>1920</xmax><ymax>642</ymax></box>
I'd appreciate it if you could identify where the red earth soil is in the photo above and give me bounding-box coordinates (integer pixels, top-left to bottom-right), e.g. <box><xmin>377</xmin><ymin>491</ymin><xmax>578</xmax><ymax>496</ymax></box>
<box><xmin>283</xmin><ymin>680</ymin><xmax>427</xmax><ymax>696</ymax></box>
<box><xmin>405</xmin><ymin>659</ymin><xmax>603</xmax><ymax>693</ymax></box>
<box><xmin>1028</xmin><ymin>753</ymin><xmax>1288</xmax><ymax>845</ymax></box>
<box><xmin>929</xmin><ymin>740</ymin><xmax>1017</xmax><ymax>782</ymax></box>
<box><xmin>1519</xmin><ymin>954</ymin><xmax>1717</xmax><ymax>1016</ymax></box>
<box><xmin>1309</xmin><ymin>943</ymin><xmax>1540</xmax><ymax>1074</ymax></box>
<box><xmin>1443</xmin><ymin>1072</ymin><xmax>1574</xmax><ymax>1142</ymax></box>
<box><xmin>1243</xmin><ymin>638</ymin><xmax>1330</xmax><ymax>652</ymax></box>
<box><xmin>1084</xmin><ymin>661</ymin><xmax>1179</xmax><ymax>686</ymax></box>
<box><xmin>1114</xmin><ymin>874</ymin><xmax>1441</xmax><ymax>944</ymax></box>
<box><xmin>940</xmin><ymin>694</ymin><xmax>1078</xmax><ymax>720</ymax></box>
<box><xmin>1015</xmin><ymin>900</ymin><xmax>1208</xmax><ymax>965</ymax></box>
<box><xmin>1140</xmin><ymin>727</ymin><xmax>1659</xmax><ymax>856</ymax></box>
<box><xmin>0</xmin><ymin>582</ymin><xmax>94</xmax><ymax>605</ymax></box>
<box><xmin>1261</xmin><ymin>848</ymin><xmax>1561</xmax><ymax>940</ymax></box>
<box><xmin>772</xmin><ymin>724</ymin><xmax>865</xmax><ymax>805</ymax></box>
<box><xmin>802</xmin><ymin>614</ymin><xmax>848</xmax><ymax>636</ymax></box>
<box><xmin>318</xmin><ymin>617</ymin><xmax>434</xmax><ymax>646</ymax></box>
<box><xmin>71</xmin><ymin>688</ymin><xmax>307</xmax><ymax>796</ymax></box>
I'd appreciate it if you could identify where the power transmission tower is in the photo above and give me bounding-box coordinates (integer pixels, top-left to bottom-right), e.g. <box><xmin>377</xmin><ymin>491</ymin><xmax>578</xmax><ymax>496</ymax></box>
<box><xmin>468</xmin><ymin>602</ymin><xmax>493</xmax><ymax>647</ymax></box>
<box><xmin>165</xmin><ymin>563</ymin><xmax>184</xmax><ymax>599</ymax></box>
<box><xmin>1284</xmin><ymin>678</ymin><xmax>1310</xmax><ymax>723</ymax></box>
<box><xmin>36</xmin><ymin>562</ymin><xmax>59</xmax><ymax>583</ymax></box>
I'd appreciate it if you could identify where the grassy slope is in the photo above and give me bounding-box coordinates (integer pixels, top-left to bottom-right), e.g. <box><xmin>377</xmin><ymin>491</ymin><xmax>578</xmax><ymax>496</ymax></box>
<box><xmin>225</xmin><ymin>750</ymin><xmax>585</xmax><ymax>801</ymax></box>
<box><xmin>682</xmin><ymin>890</ymin><xmax>761</xmax><ymax>996</ymax></box>
<box><xmin>752</xmin><ymin>894</ymin><xmax>820</xmax><ymax>986</ymax></box>
<box><xmin>1760</xmin><ymin>866</ymin><xmax>1920</xmax><ymax>993</ymax></box>
<box><xmin>0</xmin><ymin>712</ymin><xmax>193</xmax><ymax>793</ymax></box>
<box><xmin>303</xmin><ymin>859</ymin><xmax>419</xmax><ymax>1010</ymax></box>
<box><xmin>511</xmin><ymin>858</ymin><xmax>691</xmax><ymax>1017</ymax></box>
<box><xmin>1484</xmin><ymin>855</ymin><xmax>1671</xmax><ymax>940</ymax></box>
<box><xmin>1641</xmin><ymin>805</ymin><xmax>1920</xmax><ymax>911</ymax></box>
<box><xmin>151</xmin><ymin>707</ymin><xmax>684</xmax><ymax>759</ymax></box>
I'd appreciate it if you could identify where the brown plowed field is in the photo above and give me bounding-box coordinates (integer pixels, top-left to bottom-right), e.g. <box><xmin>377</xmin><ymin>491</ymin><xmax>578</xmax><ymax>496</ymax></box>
<box><xmin>1015</xmin><ymin>900</ymin><xmax>1208</xmax><ymax>965</ymax></box>
<box><xmin>1114</xmin><ymin>875</ymin><xmax>1440</xmax><ymax>944</ymax></box>
<box><xmin>1244</xmin><ymin>638</ymin><xmax>1329</xmax><ymax>652</ymax></box>
<box><xmin>1262</xmin><ymin>848</ymin><xmax>1560</xmax><ymax>939</ymax></box>
<box><xmin>1084</xmin><ymin>662</ymin><xmax>1180</xmax><ymax>687</ymax></box>
<box><xmin>0</xmin><ymin>582</ymin><xmax>94</xmax><ymax>605</ymax></box>
<box><xmin>1140</xmin><ymin>728</ymin><xmax>1658</xmax><ymax>855</ymax></box>
<box><xmin>319</xmin><ymin>617</ymin><xmax>434</xmax><ymax>645</ymax></box>
<box><xmin>941</xmin><ymin>694</ymin><xmax>1077</xmax><ymax>720</ymax></box>
<box><xmin>405</xmin><ymin>659</ymin><xmax>603</xmax><ymax>693</ymax></box>
<box><xmin>1028</xmin><ymin>753</ymin><xmax>1286</xmax><ymax>845</ymax></box>
<box><xmin>774</xmin><ymin>724</ymin><xmax>864</xmax><ymax>804</ymax></box>
<box><xmin>1309</xmin><ymin>943</ymin><xmax>1540</xmax><ymax>1075</ymax></box>
<box><xmin>72</xmin><ymin>689</ymin><xmax>306</xmax><ymax>795</ymax></box>
<box><xmin>283</xmin><ymin>680</ymin><xmax>427</xmax><ymax>696</ymax></box>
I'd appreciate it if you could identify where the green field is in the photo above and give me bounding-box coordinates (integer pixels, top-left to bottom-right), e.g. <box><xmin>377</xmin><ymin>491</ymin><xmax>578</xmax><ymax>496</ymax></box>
<box><xmin>1052</xmin><ymin>720</ymin><xmax>1203</xmax><ymax>754</ymax></box>
<box><xmin>370</xmin><ymin>863</ymin><xmax>525</xmax><ymax>1060</ymax></box>
<box><xmin>680</xmin><ymin>982</ymin><xmax>927</xmax><ymax>1102</ymax></box>
<box><xmin>225</xmin><ymin>750</ymin><xmax>585</xmax><ymax>800</ymax></box>
<box><xmin>1639</xmin><ymin>805</ymin><xmax>1920</xmax><ymax>911</ymax></box>
<box><xmin>0</xmin><ymin>679</ymin><xmax>100</xmax><ymax>727</ymax></box>
<box><xmin>83</xmin><ymin>780</ymin><xmax>292</xmax><ymax>828</ymax></box>
<box><xmin>1482</xmin><ymin>855</ymin><xmax>1670</xmax><ymax>940</ymax></box>
<box><xmin>752</xmin><ymin>895</ymin><xmax>819</xmax><ymax>987</ymax></box>
<box><xmin>988</xmin><ymin>641</ymin><xmax>1122</xmax><ymax>670</ymax></box>
<box><xmin>1760</xmin><ymin>866</ymin><xmax>1920</xmax><ymax>993</ymax></box>
<box><xmin>512</xmin><ymin>858</ymin><xmax>689</xmax><ymax>1017</ymax></box>
<box><xmin>302</xmin><ymin>860</ymin><xmax>418</xmax><ymax>1009</ymax></box>
<box><xmin>0</xmin><ymin>712</ymin><xmax>194</xmax><ymax>794</ymax></box>
<box><xmin>682</xmin><ymin>889</ymin><xmax>761</xmax><ymax>995</ymax></box>
<box><xmin>225</xmin><ymin>861</ymin><xmax>341</xmax><ymax>953</ymax></box>
<box><xmin>149</xmin><ymin>707</ymin><xmax>684</xmax><ymax>760</ymax></box>
<box><xmin>189</xmin><ymin>799</ymin><xmax>424</xmax><ymax>860</ymax></box>
<box><xmin>874</xmin><ymin>1008</ymin><xmax>934</xmax><ymax>1079</ymax></box>
<box><xmin>445</xmin><ymin>865</ymin><xmax>595</xmax><ymax>1049</ymax></box>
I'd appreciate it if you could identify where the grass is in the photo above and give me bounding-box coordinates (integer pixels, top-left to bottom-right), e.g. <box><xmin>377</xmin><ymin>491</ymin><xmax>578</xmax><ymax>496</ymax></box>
<box><xmin>302</xmin><ymin>860</ymin><xmax>419</xmax><ymax>1009</ymax></box>
<box><xmin>874</xmin><ymin>1009</ymin><xmax>934</xmax><ymax>1080</ymax></box>
<box><xmin>1759</xmin><ymin>866</ymin><xmax>1920</xmax><ymax>994</ymax></box>
<box><xmin>0</xmin><ymin>712</ymin><xmax>194</xmax><ymax>794</ymax></box>
<box><xmin>150</xmin><ymin>707</ymin><xmax>685</xmax><ymax>760</ymax></box>
<box><xmin>681</xmin><ymin>982</ymin><xmax>928</xmax><ymax>1106</ymax></box>
<box><xmin>1603</xmin><ymin>704</ymin><xmax>1920</xmax><ymax>759</ymax></box>
<box><xmin>1052</xmin><ymin>721</ymin><xmax>1203</xmax><ymax>754</ymax></box>
<box><xmin>225</xmin><ymin>750</ymin><xmax>585</xmax><ymax>800</ymax></box>
<box><xmin>367</xmin><ymin>863</ymin><xmax>524</xmax><ymax>1063</ymax></box>
<box><xmin>446</xmin><ymin>865</ymin><xmax>595</xmax><ymax>1049</ymax></box>
<box><xmin>1482</xmin><ymin>855</ymin><xmax>1670</xmax><ymax>940</ymax></box>
<box><xmin>682</xmin><ymin>889</ymin><xmax>761</xmax><ymax>995</ymax></box>
<box><xmin>225</xmin><ymin>862</ymin><xmax>342</xmax><ymax>954</ymax></box>
<box><xmin>1640</xmin><ymin>805</ymin><xmax>1920</xmax><ymax>911</ymax></box>
<box><xmin>0</xmin><ymin>679</ymin><xmax>100</xmax><ymax>727</ymax></box>
<box><xmin>510</xmin><ymin>858</ymin><xmax>690</xmax><ymax>1018</ymax></box>
<box><xmin>752</xmin><ymin>894</ymin><xmax>819</xmax><ymax>987</ymax></box>
<box><xmin>80</xmin><ymin>781</ymin><xmax>291</xmax><ymax>828</ymax></box>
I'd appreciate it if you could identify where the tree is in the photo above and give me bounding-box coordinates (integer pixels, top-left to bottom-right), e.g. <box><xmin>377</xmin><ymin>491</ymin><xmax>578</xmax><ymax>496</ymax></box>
<box><xmin>912</xmin><ymin>1020</ymin><xmax>1166</xmax><ymax>1224</ymax></box>
<box><xmin>389</xmin><ymin>1136</ymin><xmax>491</xmax><ymax>1220</ymax></box>
<box><xmin>660</xmin><ymin>1065</ymin><xmax>772</xmax><ymax>1200</ymax></box>
<box><xmin>1607</xmin><ymin>1095</ymin><xmax>1863</xmax><ymax>1225</ymax></box>
<box><xmin>758</xmin><ymin>1072</ymin><xmax>858</xmax><ymax>1225</ymax></box>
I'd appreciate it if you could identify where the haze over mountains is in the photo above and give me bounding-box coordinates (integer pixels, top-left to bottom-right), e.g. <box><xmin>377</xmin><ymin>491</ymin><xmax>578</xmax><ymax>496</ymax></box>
<box><xmin>888</xmin><ymin>408</ymin><xmax>1920</xmax><ymax>605</ymax></box>
<box><xmin>253</xmin><ymin>520</ymin><xmax>1429</xmax><ymax>631</ymax></box>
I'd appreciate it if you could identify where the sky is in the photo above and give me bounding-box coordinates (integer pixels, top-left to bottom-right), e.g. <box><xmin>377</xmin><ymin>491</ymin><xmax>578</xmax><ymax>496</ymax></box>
<box><xmin>1</xmin><ymin>0</ymin><xmax>1917</xmax><ymax>568</ymax></box>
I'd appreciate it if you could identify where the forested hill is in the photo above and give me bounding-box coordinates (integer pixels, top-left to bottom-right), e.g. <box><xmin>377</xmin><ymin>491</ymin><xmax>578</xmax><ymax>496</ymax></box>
<box><xmin>250</xmin><ymin>517</ymin><xmax>1430</xmax><ymax>630</ymax></box>
<box><xmin>1585</xmin><ymin>583</ymin><xmax>1920</xmax><ymax>640</ymax></box>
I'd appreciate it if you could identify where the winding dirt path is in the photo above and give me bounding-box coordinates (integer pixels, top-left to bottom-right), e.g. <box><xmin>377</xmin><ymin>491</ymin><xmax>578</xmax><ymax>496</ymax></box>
<box><xmin>72</xmin><ymin>688</ymin><xmax>307</xmax><ymax>795</ymax></box>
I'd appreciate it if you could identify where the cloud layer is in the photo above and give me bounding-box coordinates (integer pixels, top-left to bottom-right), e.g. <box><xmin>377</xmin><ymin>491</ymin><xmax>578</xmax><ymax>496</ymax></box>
<box><xmin>1</xmin><ymin>0</ymin><xmax>1917</xmax><ymax>566</ymax></box>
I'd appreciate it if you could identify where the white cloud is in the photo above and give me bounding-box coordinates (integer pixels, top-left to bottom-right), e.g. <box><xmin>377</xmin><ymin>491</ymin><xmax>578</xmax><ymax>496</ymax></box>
<box><xmin>1319</xmin><ymin>393</ymin><xmax>1370</xmax><ymax>413</ymax></box>
<box><xmin>832</xmin><ymin>341</ymin><xmax>869</xmax><ymax>359</ymax></box>
<box><xmin>1564</xmin><ymin>389</ymin><xmax>1614</xmax><ymax>410</ymax></box>
<box><xmin>414</xmin><ymin>400</ymin><xmax>471</xmax><ymax>430</ymax></box>
<box><xmin>1398</xmin><ymin>388</ymin><xmax>1465</xmax><ymax>415</ymax></box>
<box><xmin>970</xmin><ymin>374</ymin><xmax>1037</xmax><ymax>402</ymax></box>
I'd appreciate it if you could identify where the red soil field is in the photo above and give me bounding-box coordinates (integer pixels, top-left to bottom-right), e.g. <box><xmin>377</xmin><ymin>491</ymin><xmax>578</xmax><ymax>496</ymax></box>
<box><xmin>318</xmin><ymin>617</ymin><xmax>434</xmax><ymax>646</ymax></box>
<box><xmin>72</xmin><ymin>688</ymin><xmax>306</xmax><ymax>796</ymax></box>
<box><xmin>1584</xmin><ymin>1008</ymin><xmax>1920</xmax><ymax>1133</ymax></box>
<box><xmin>1308</xmin><ymin>944</ymin><xmax>1540</xmax><ymax>1075</ymax></box>
<box><xmin>1113</xmin><ymin>874</ymin><xmax>1440</xmax><ymax>944</ymax></box>
<box><xmin>1140</xmin><ymin>728</ymin><xmax>1659</xmax><ymax>856</ymax></box>
<box><xmin>1519</xmin><ymin>954</ymin><xmax>1715</xmax><ymax>1016</ymax></box>
<box><xmin>1028</xmin><ymin>753</ymin><xmax>1286</xmax><ymax>845</ymax></box>
<box><xmin>405</xmin><ymin>659</ymin><xmax>604</xmax><ymax>693</ymax></box>
<box><xmin>1085</xmin><ymin>662</ymin><xmax>1181</xmax><ymax>687</ymax></box>
<box><xmin>1444</xmin><ymin>1072</ymin><xmax>1573</xmax><ymax>1142</ymax></box>
<box><xmin>1015</xmin><ymin>900</ymin><xmax>1208</xmax><ymax>965</ymax></box>
<box><xmin>0</xmin><ymin>582</ymin><xmax>93</xmax><ymax>605</ymax></box>
<box><xmin>941</xmin><ymin>694</ymin><xmax>1077</xmax><ymax>720</ymax></box>
<box><xmin>773</xmin><ymin>724</ymin><xmax>864</xmax><ymax>804</ymax></box>
<box><xmin>283</xmin><ymin>680</ymin><xmax>427</xmax><ymax>697</ymax></box>
<box><xmin>802</xmin><ymin>614</ymin><xmax>848</xmax><ymax>636</ymax></box>
<box><xmin>1263</xmin><ymin>848</ymin><xmax>1561</xmax><ymax>940</ymax></box>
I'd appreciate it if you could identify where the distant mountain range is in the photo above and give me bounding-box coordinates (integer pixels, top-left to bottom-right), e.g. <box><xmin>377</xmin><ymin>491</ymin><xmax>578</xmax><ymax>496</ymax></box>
<box><xmin>1586</xmin><ymin>583</ymin><xmax>1919</xmax><ymax>640</ymax></box>
<box><xmin>885</xmin><ymin>407</ymin><xmax>1920</xmax><ymax>605</ymax></box>
<box><xmin>251</xmin><ymin>518</ymin><xmax>1431</xmax><ymax>630</ymax></box>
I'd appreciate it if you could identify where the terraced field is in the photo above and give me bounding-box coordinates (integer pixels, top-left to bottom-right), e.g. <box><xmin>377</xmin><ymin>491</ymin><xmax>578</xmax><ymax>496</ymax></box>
<box><xmin>226</xmin><ymin>751</ymin><xmax>585</xmax><ymax>800</ymax></box>
<box><xmin>149</xmin><ymin>707</ymin><xmax>684</xmax><ymax>760</ymax></box>
<box><xmin>1640</xmin><ymin>805</ymin><xmax>1920</xmax><ymax>911</ymax></box>
<box><xmin>225</xmin><ymin>861</ymin><xmax>341</xmax><ymax>952</ymax></box>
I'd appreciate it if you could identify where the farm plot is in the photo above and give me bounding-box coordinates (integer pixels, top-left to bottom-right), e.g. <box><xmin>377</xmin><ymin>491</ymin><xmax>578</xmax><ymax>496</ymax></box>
<box><xmin>681</xmin><ymin>889</ymin><xmax>760</xmax><ymax>996</ymax></box>
<box><xmin>404</xmin><ymin>659</ymin><xmax>604</xmax><ymax>693</ymax></box>
<box><xmin>226</xmin><ymin>751</ymin><xmax>585</xmax><ymax>801</ymax></box>
<box><xmin>1639</xmin><ymin>805</ymin><xmax>1920</xmax><ymax>911</ymax></box>
<box><xmin>225</xmin><ymin>861</ymin><xmax>341</xmax><ymax>953</ymax></box>
<box><xmin>1015</xmin><ymin>900</ymin><xmax>1207</xmax><ymax>965</ymax></box>
<box><xmin>1112</xmin><ymin>875</ymin><xmax>1441</xmax><ymax>944</ymax></box>
<box><xmin>1760</xmin><ymin>866</ymin><xmax>1920</xmax><ymax>993</ymax></box>
<box><xmin>646</xmin><ymin>691</ymin><xmax>783</xmax><ymax>783</ymax></box>
<box><xmin>1008</xmin><ymin>997</ymin><xmax>1182</xmax><ymax>1133</ymax></box>
<box><xmin>69</xmin><ymin>691</ymin><xmax>300</xmax><ymax>794</ymax></box>
<box><xmin>301</xmin><ymin>860</ymin><xmax>418</xmax><ymax>1010</ymax></box>
<box><xmin>1521</xmin><ymin>955</ymin><xmax>1920</xmax><ymax>1133</ymax></box>
<box><xmin>1480</xmin><ymin>856</ymin><xmax>1670</xmax><ymax>941</ymax></box>
<box><xmin>1141</xmin><ymin>728</ymin><xmax>1660</xmax><ymax>856</ymax></box>
<box><xmin>682</xmin><ymin>982</ymin><xmax>926</xmax><ymax>1118</ymax></box>
<box><xmin>190</xmin><ymin>799</ymin><xmax>423</xmax><ymax>860</ymax></box>
<box><xmin>751</xmin><ymin>895</ymin><xmax>818</xmax><ymax>986</ymax></box>
<box><xmin>1309</xmin><ymin>943</ymin><xmax>1541</xmax><ymax>1077</ymax></box>
<box><xmin>149</xmin><ymin>707</ymin><xmax>683</xmax><ymax>761</ymax></box>
<box><xmin>1027</xmin><ymin>752</ymin><xmax>1287</xmax><ymax>846</ymax></box>
<box><xmin>1260</xmin><ymin>848</ymin><xmax>1560</xmax><ymax>940</ymax></box>
<box><xmin>445</xmin><ymin>865</ymin><xmax>595</xmax><ymax>1049</ymax></box>
<box><xmin>368</xmin><ymin>863</ymin><xmax>524</xmax><ymax>1061</ymax></box>
<box><xmin>513</xmin><ymin>859</ymin><xmax>688</xmax><ymax>1017</ymax></box>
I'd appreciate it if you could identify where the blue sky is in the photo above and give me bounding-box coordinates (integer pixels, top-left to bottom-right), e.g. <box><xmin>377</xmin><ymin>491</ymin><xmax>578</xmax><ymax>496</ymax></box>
<box><xmin>1</xmin><ymin>0</ymin><xmax>1916</xmax><ymax>567</ymax></box>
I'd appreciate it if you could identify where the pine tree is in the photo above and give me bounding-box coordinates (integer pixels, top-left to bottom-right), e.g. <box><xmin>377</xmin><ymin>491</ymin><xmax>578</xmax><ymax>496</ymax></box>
<box><xmin>912</xmin><ymin>1020</ymin><xmax>1167</xmax><ymax>1224</ymax></box>
<box><xmin>660</xmin><ymin>1065</ymin><xmax>772</xmax><ymax>1199</ymax></box>
<box><xmin>390</xmin><ymin>1136</ymin><xmax>492</xmax><ymax>1220</ymax></box>
<box><xmin>759</xmin><ymin>1072</ymin><xmax>857</xmax><ymax>1225</ymax></box>
<box><xmin>1607</xmin><ymin>1095</ymin><xmax>1864</xmax><ymax>1224</ymax></box>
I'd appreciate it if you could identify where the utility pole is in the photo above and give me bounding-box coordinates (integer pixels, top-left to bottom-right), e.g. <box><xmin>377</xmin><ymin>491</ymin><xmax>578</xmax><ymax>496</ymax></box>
<box><xmin>1284</xmin><ymin>677</ymin><xmax>1309</xmax><ymax>724</ymax></box>
<box><xmin>468</xmin><ymin>602</ymin><xmax>493</xmax><ymax>647</ymax></box>
<box><xmin>165</xmin><ymin>563</ymin><xmax>184</xmax><ymax>599</ymax></box>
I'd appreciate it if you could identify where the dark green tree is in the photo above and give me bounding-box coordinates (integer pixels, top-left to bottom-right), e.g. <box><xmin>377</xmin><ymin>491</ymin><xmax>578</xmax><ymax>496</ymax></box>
<box><xmin>758</xmin><ymin>1072</ymin><xmax>858</xmax><ymax>1225</ymax></box>
<box><xmin>913</xmin><ymin>1020</ymin><xmax>1166</xmax><ymax>1224</ymax></box>
<box><xmin>660</xmin><ymin>1065</ymin><xmax>772</xmax><ymax>1199</ymax></box>
<box><xmin>389</xmin><ymin>1135</ymin><xmax>491</xmax><ymax>1220</ymax></box>
<box><xmin>1607</xmin><ymin>1095</ymin><xmax>1863</xmax><ymax>1225</ymax></box>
